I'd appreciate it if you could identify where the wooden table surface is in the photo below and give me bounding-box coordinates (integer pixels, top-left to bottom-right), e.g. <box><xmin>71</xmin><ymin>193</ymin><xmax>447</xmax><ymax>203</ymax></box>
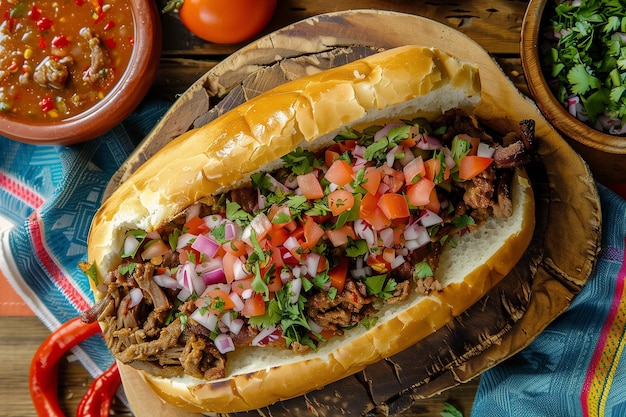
<box><xmin>0</xmin><ymin>1</ymin><xmax>573</xmax><ymax>416</ymax></box>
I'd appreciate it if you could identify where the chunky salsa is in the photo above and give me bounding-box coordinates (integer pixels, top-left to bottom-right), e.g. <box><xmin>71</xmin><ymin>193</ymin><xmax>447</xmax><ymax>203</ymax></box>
<box><xmin>0</xmin><ymin>0</ymin><xmax>135</xmax><ymax>121</ymax></box>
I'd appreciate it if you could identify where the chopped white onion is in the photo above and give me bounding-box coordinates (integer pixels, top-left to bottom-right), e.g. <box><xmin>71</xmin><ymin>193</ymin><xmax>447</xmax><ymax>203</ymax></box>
<box><xmin>153</xmin><ymin>273</ymin><xmax>179</xmax><ymax>289</ymax></box>
<box><xmin>232</xmin><ymin>258</ymin><xmax>251</xmax><ymax>281</ymax></box>
<box><xmin>390</xmin><ymin>255</ymin><xmax>406</xmax><ymax>270</ymax></box>
<box><xmin>123</xmin><ymin>235</ymin><xmax>140</xmax><ymax>257</ymax></box>
<box><xmin>228</xmin><ymin>292</ymin><xmax>245</xmax><ymax>312</ymax></box>
<box><xmin>379</xmin><ymin>227</ymin><xmax>395</xmax><ymax>247</ymax></box>
<box><xmin>289</xmin><ymin>278</ymin><xmax>302</xmax><ymax>304</ymax></box>
<box><xmin>307</xmin><ymin>319</ymin><xmax>324</xmax><ymax>334</ymax></box>
<box><xmin>202</xmin><ymin>214</ymin><xmax>223</xmax><ymax>229</ymax></box>
<box><xmin>191</xmin><ymin>309</ymin><xmax>218</xmax><ymax>331</ymax></box>
<box><xmin>477</xmin><ymin>142</ymin><xmax>495</xmax><ymax>158</ymax></box>
<box><xmin>305</xmin><ymin>253</ymin><xmax>321</xmax><ymax>276</ymax></box>
<box><xmin>176</xmin><ymin>233</ymin><xmax>196</xmax><ymax>251</ymax></box>
<box><xmin>128</xmin><ymin>288</ymin><xmax>143</xmax><ymax>308</ymax></box>
<box><xmin>419</xmin><ymin>209</ymin><xmax>443</xmax><ymax>227</ymax></box>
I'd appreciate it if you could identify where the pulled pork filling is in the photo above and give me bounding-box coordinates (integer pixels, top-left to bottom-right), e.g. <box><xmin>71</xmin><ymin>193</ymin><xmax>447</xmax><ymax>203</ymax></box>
<box><xmin>83</xmin><ymin>108</ymin><xmax>536</xmax><ymax>380</ymax></box>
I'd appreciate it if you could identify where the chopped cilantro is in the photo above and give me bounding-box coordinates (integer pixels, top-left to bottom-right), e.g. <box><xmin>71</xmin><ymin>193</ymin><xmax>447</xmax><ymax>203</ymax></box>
<box><xmin>119</xmin><ymin>262</ymin><xmax>137</xmax><ymax>276</ymax></box>
<box><xmin>452</xmin><ymin>214</ymin><xmax>476</xmax><ymax>229</ymax></box>
<box><xmin>225</xmin><ymin>200</ymin><xmax>253</xmax><ymax>225</ymax></box>
<box><xmin>441</xmin><ymin>402</ymin><xmax>464</xmax><ymax>417</ymax></box>
<box><xmin>282</xmin><ymin>147</ymin><xmax>318</xmax><ymax>175</ymax></box>
<box><xmin>413</xmin><ymin>261</ymin><xmax>434</xmax><ymax>280</ymax></box>
<box><xmin>345</xmin><ymin>238</ymin><xmax>368</xmax><ymax>257</ymax></box>
<box><xmin>362</xmin><ymin>274</ymin><xmax>397</xmax><ymax>300</ymax></box>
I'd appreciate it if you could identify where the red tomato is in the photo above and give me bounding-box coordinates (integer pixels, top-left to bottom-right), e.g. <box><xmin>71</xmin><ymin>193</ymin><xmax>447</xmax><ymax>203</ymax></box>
<box><xmin>324</xmin><ymin>159</ymin><xmax>353</xmax><ymax>186</ymax></box>
<box><xmin>328</xmin><ymin>189</ymin><xmax>355</xmax><ymax>216</ymax></box>
<box><xmin>459</xmin><ymin>155</ymin><xmax>493</xmax><ymax>180</ymax></box>
<box><xmin>406</xmin><ymin>176</ymin><xmax>435</xmax><ymax>207</ymax></box>
<box><xmin>296</xmin><ymin>172</ymin><xmax>325</xmax><ymax>200</ymax></box>
<box><xmin>377</xmin><ymin>193</ymin><xmax>410</xmax><ymax>220</ymax></box>
<box><xmin>178</xmin><ymin>0</ymin><xmax>277</xmax><ymax>44</ymax></box>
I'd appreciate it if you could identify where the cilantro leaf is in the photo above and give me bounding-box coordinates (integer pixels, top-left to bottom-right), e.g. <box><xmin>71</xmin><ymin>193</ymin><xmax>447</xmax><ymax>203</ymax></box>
<box><xmin>282</xmin><ymin>147</ymin><xmax>317</xmax><ymax>176</ymax></box>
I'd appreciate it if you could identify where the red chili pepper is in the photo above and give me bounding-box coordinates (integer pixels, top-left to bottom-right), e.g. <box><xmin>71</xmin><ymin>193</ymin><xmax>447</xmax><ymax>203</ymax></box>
<box><xmin>29</xmin><ymin>317</ymin><xmax>101</xmax><ymax>416</ymax></box>
<box><xmin>29</xmin><ymin>316</ymin><xmax>123</xmax><ymax>417</ymax></box>
<box><xmin>36</xmin><ymin>16</ymin><xmax>53</xmax><ymax>31</ymax></box>
<box><xmin>51</xmin><ymin>35</ymin><xmax>69</xmax><ymax>48</ymax></box>
<box><xmin>39</xmin><ymin>96</ymin><xmax>54</xmax><ymax>112</ymax></box>
<box><xmin>76</xmin><ymin>362</ymin><xmax>122</xmax><ymax>417</ymax></box>
<box><xmin>103</xmin><ymin>38</ymin><xmax>116</xmax><ymax>50</ymax></box>
<box><xmin>103</xmin><ymin>20</ymin><xmax>115</xmax><ymax>31</ymax></box>
<box><xmin>28</xmin><ymin>6</ymin><xmax>42</xmax><ymax>21</ymax></box>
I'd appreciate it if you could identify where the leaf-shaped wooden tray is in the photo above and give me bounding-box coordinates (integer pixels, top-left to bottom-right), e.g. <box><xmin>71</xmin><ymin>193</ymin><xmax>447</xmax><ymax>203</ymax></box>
<box><xmin>109</xmin><ymin>10</ymin><xmax>601</xmax><ymax>417</ymax></box>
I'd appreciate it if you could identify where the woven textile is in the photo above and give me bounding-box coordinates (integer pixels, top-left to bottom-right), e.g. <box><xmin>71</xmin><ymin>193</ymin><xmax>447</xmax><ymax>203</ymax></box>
<box><xmin>472</xmin><ymin>184</ymin><xmax>626</xmax><ymax>417</ymax></box>
<box><xmin>0</xmin><ymin>99</ymin><xmax>169</xmax><ymax>377</ymax></box>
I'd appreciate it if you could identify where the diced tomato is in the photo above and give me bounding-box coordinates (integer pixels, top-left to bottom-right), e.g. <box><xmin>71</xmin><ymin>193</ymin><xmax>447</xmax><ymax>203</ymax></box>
<box><xmin>222</xmin><ymin>238</ymin><xmax>247</xmax><ymax>257</ymax></box>
<box><xmin>223</xmin><ymin>252</ymin><xmax>242</xmax><ymax>283</ymax></box>
<box><xmin>400</xmin><ymin>125</ymin><xmax>419</xmax><ymax>147</ymax></box>
<box><xmin>424</xmin><ymin>158</ymin><xmax>450</xmax><ymax>182</ymax></box>
<box><xmin>328</xmin><ymin>258</ymin><xmax>349</xmax><ymax>293</ymax></box>
<box><xmin>325</xmin><ymin>159</ymin><xmax>353</xmax><ymax>186</ymax></box>
<box><xmin>366</xmin><ymin>254</ymin><xmax>390</xmax><ymax>273</ymax></box>
<box><xmin>360</xmin><ymin>192</ymin><xmax>378</xmax><ymax>213</ymax></box>
<box><xmin>337</xmin><ymin>139</ymin><xmax>357</xmax><ymax>152</ymax></box>
<box><xmin>242</xmin><ymin>293</ymin><xmax>266</xmax><ymax>317</ymax></box>
<box><xmin>425</xmin><ymin>187</ymin><xmax>441</xmax><ymax>213</ymax></box>
<box><xmin>324</xmin><ymin>148</ymin><xmax>341</xmax><ymax>167</ymax></box>
<box><xmin>266</xmin><ymin>226</ymin><xmax>289</xmax><ymax>246</ymax></box>
<box><xmin>406</xmin><ymin>176</ymin><xmax>435</xmax><ymax>207</ymax></box>
<box><xmin>184</xmin><ymin>216</ymin><xmax>209</xmax><ymax>235</ymax></box>
<box><xmin>362</xmin><ymin>207</ymin><xmax>392</xmax><ymax>231</ymax></box>
<box><xmin>202</xmin><ymin>289</ymin><xmax>236</xmax><ymax>314</ymax></box>
<box><xmin>231</xmin><ymin>277</ymin><xmax>254</xmax><ymax>296</ymax></box>
<box><xmin>302</xmin><ymin>216</ymin><xmax>325</xmax><ymax>250</ymax></box>
<box><xmin>457</xmin><ymin>133</ymin><xmax>481</xmax><ymax>156</ymax></box>
<box><xmin>403</xmin><ymin>156</ymin><xmax>426</xmax><ymax>186</ymax></box>
<box><xmin>459</xmin><ymin>155</ymin><xmax>493</xmax><ymax>180</ymax></box>
<box><xmin>328</xmin><ymin>189</ymin><xmax>355</xmax><ymax>216</ymax></box>
<box><xmin>268</xmin><ymin>205</ymin><xmax>297</xmax><ymax>232</ymax></box>
<box><xmin>360</xmin><ymin>168</ymin><xmax>381</xmax><ymax>195</ymax></box>
<box><xmin>267</xmin><ymin>273</ymin><xmax>283</xmax><ymax>293</ymax></box>
<box><xmin>296</xmin><ymin>172</ymin><xmax>325</xmax><ymax>200</ymax></box>
<box><xmin>377</xmin><ymin>193</ymin><xmax>410</xmax><ymax>219</ymax></box>
<box><xmin>379</xmin><ymin>166</ymin><xmax>405</xmax><ymax>193</ymax></box>
<box><xmin>325</xmin><ymin>224</ymin><xmax>357</xmax><ymax>247</ymax></box>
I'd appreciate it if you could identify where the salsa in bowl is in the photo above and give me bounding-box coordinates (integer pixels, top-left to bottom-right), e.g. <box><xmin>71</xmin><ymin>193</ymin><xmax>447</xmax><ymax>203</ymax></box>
<box><xmin>0</xmin><ymin>0</ymin><xmax>161</xmax><ymax>145</ymax></box>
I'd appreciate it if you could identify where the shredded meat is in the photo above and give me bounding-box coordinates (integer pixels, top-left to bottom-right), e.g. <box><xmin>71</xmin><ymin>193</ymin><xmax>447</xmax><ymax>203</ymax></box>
<box><xmin>307</xmin><ymin>280</ymin><xmax>376</xmax><ymax>330</ymax></box>
<box><xmin>33</xmin><ymin>56</ymin><xmax>72</xmax><ymax>89</ymax></box>
<box><xmin>80</xmin><ymin>28</ymin><xmax>110</xmax><ymax>84</ymax></box>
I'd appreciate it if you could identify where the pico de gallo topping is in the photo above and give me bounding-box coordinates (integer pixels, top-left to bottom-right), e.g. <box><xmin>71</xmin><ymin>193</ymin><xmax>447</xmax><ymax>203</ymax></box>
<box><xmin>0</xmin><ymin>0</ymin><xmax>135</xmax><ymax>121</ymax></box>
<box><xmin>85</xmin><ymin>108</ymin><xmax>536</xmax><ymax>381</ymax></box>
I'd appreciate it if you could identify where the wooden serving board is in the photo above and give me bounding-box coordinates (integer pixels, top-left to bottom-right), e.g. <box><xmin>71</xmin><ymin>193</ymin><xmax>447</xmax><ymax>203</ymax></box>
<box><xmin>110</xmin><ymin>10</ymin><xmax>601</xmax><ymax>417</ymax></box>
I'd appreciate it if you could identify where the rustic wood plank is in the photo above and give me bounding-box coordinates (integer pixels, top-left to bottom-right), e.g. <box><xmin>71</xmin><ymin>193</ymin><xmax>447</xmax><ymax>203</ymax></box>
<box><xmin>157</xmin><ymin>0</ymin><xmax>528</xmax><ymax>56</ymax></box>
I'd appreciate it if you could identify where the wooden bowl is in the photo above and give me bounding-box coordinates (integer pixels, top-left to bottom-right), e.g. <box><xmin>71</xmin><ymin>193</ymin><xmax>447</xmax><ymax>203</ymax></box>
<box><xmin>521</xmin><ymin>0</ymin><xmax>626</xmax><ymax>184</ymax></box>
<box><xmin>0</xmin><ymin>0</ymin><xmax>161</xmax><ymax>146</ymax></box>
<box><xmin>521</xmin><ymin>0</ymin><xmax>626</xmax><ymax>154</ymax></box>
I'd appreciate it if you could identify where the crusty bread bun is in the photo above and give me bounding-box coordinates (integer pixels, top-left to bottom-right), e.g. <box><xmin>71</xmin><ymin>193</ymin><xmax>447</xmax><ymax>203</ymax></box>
<box><xmin>88</xmin><ymin>45</ymin><xmax>480</xmax><ymax>282</ymax></box>
<box><xmin>86</xmin><ymin>45</ymin><xmax>535</xmax><ymax>413</ymax></box>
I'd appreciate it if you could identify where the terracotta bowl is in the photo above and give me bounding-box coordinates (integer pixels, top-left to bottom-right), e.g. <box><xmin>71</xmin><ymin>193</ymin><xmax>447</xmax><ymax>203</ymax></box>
<box><xmin>521</xmin><ymin>0</ymin><xmax>626</xmax><ymax>154</ymax></box>
<box><xmin>0</xmin><ymin>0</ymin><xmax>161</xmax><ymax>146</ymax></box>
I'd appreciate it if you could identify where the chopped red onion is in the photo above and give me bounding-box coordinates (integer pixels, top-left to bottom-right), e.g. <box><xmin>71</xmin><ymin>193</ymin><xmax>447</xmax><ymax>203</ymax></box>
<box><xmin>242</xmin><ymin>213</ymin><xmax>272</xmax><ymax>246</ymax></box>
<box><xmin>177</xmin><ymin>286</ymin><xmax>192</xmax><ymax>302</ymax></box>
<box><xmin>202</xmin><ymin>214</ymin><xmax>223</xmax><ymax>229</ymax></box>
<box><xmin>374</xmin><ymin>123</ymin><xmax>403</xmax><ymax>141</ymax></box>
<box><xmin>201</xmin><ymin>268</ymin><xmax>226</xmax><ymax>285</ymax></box>
<box><xmin>390</xmin><ymin>255</ymin><xmax>405</xmax><ymax>270</ymax></box>
<box><xmin>214</xmin><ymin>334</ymin><xmax>235</xmax><ymax>354</ymax></box>
<box><xmin>379</xmin><ymin>227</ymin><xmax>394</xmax><ymax>248</ymax></box>
<box><xmin>251</xmin><ymin>326</ymin><xmax>280</xmax><ymax>346</ymax></box>
<box><xmin>191</xmin><ymin>234</ymin><xmax>220</xmax><ymax>258</ymax></box>
<box><xmin>415</xmin><ymin>133</ymin><xmax>442</xmax><ymax>150</ymax></box>
<box><xmin>185</xmin><ymin>204</ymin><xmax>201</xmax><ymax>222</ymax></box>
<box><xmin>353</xmin><ymin>144</ymin><xmax>366</xmax><ymax>158</ymax></box>
<box><xmin>177</xmin><ymin>262</ymin><xmax>206</xmax><ymax>295</ymax></box>
<box><xmin>223</xmin><ymin>221</ymin><xmax>239</xmax><ymax>240</ymax></box>
<box><xmin>354</xmin><ymin>219</ymin><xmax>377</xmax><ymax>247</ymax></box>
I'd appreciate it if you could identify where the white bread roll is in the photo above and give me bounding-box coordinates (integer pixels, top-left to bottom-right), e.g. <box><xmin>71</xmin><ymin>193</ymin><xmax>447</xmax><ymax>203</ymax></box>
<box><xmin>86</xmin><ymin>45</ymin><xmax>534</xmax><ymax>413</ymax></box>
